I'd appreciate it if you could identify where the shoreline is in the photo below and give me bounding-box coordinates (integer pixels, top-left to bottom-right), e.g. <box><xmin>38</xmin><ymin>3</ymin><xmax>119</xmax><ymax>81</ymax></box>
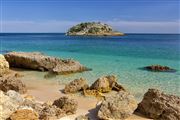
<box><xmin>10</xmin><ymin>68</ymin><xmax>150</xmax><ymax>120</ymax></box>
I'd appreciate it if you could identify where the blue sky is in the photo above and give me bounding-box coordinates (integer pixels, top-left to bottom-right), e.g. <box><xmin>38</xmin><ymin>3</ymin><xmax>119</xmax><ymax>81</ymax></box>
<box><xmin>1</xmin><ymin>0</ymin><xmax>180</xmax><ymax>33</ymax></box>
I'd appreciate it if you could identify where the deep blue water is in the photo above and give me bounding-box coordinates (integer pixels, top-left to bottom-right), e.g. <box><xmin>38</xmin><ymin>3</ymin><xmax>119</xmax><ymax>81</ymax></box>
<box><xmin>1</xmin><ymin>33</ymin><xmax>180</xmax><ymax>99</ymax></box>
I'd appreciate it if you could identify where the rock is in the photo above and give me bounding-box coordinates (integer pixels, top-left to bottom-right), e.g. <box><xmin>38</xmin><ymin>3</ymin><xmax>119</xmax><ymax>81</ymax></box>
<box><xmin>0</xmin><ymin>90</ymin><xmax>24</xmax><ymax>120</ymax></box>
<box><xmin>0</xmin><ymin>54</ymin><xmax>9</xmax><ymax>76</ymax></box>
<box><xmin>0</xmin><ymin>73</ymin><xmax>27</xmax><ymax>94</ymax></box>
<box><xmin>21</xmin><ymin>99</ymin><xmax>65</xmax><ymax>119</ymax></box>
<box><xmin>39</xmin><ymin>104</ymin><xmax>65</xmax><ymax>120</ymax></box>
<box><xmin>90</xmin><ymin>75</ymin><xmax>112</xmax><ymax>93</ymax></box>
<box><xmin>21</xmin><ymin>99</ymin><xmax>44</xmax><ymax>114</ymax></box>
<box><xmin>98</xmin><ymin>91</ymin><xmax>137</xmax><ymax>120</ymax></box>
<box><xmin>144</xmin><ymin>65</ymin><xmax>176</xmax><ymax>72</ymax></box>
<box><xmin>6</xmin><ymin>90</ymin><xmax>24</xmax><ymax>104</ymax></box>
<box><xmin>64</xmin><ymin>78</ymin><xmax>89</xmax><ymax>93</ymax></box>
<box><xmin>4</xmin><ymin>52</ymin><xmax>90</xmax><ymax>74</ymax></box>
<box><xmin>137</xmin><ymin>89</ymin><xmax>180</xmax><ymax>120</ymax></box>
<box><xmin>66</xmin><ymin>22</ymin><xmax>124</xmax><ymax>36</ymax></box>
<box><xmin>53</xmin><ymin>96</ymin><xmax>78</xmax><ymax>115</ymax></box>
<box><xmin>90</xmin><ymin>75</ymin><xmax>125</xmax><ymax>93</ymax></box>
<box><xmin>83</xmin><ymin>89</ymin><xmax>104</xmax><ymax>98</ymax></box>
<box><xmin>10</xmin><ymin>109</ymin><xmax>39</xmax><ymax>120</ymax></box>
<box><xmin>112</xmin><ymin>82</ymin><xmax>126</xmax><ymax>91</ymax></box>
<box><xmin>76</xmin><ymin>115</ymin><xmax>90</xmax><ymax>120</ymax></box>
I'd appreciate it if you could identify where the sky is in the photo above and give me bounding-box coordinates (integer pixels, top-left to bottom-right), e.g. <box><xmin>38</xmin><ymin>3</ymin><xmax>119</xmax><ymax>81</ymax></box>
<box><xmin>0</xmin><ymin>0</ymin><xmax>180</xmax><ymax>33</ymax></box>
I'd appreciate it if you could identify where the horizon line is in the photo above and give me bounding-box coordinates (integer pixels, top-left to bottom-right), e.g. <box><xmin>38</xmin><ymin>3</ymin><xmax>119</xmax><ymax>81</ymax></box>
<box><xmin>0</xmin><ymin>32</ymin><xmax>180</xmax><ymax>34</ymax></box>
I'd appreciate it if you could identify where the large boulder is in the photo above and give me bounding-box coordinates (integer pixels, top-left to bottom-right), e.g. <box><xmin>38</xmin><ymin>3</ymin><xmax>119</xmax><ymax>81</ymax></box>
<box><xmin>0</xmin><ymin>90</ymin><xmax>24</xmax><ymax>120</ymax></box>
<box><xmin>90</xmin><ymin>75</ymin><xmax>125</xmax><ymax>93</ymax></box>
<box><xmin>64</xmin><ymin>78</ymin><xmax>89</xmax><ymax>93</ymax></box>
<box><xmin>0</xmin><ymin>73</ymin><xmax>27</xmax><ymax>94</ymax></box>
<box><xmin>98</xmin><ymin>91</ymin><xmax>137</xmax><ymax>120</ymax></box>
<box><xmin>10</xmin><ymin>109</ymin><xmax>39</xmax><ymax>120</ymax></box>
<box><xmin>53</xmin><ymin>96</ymin><xmax>78</xmax><ymax>115</ymax></box>
<box><xmin>137</xmin><ymin>89</ymin><xmax>180</xmax><ymax>120</ymax></box>
<box><xmin>0</xmin><ymin>54</ymin><xmax>9</xmax><ymax>76</ymax></box>
<box><xmin>4</xmin><ymin>52</ymin><xmax>90</xmax><ymax>74</ymax></box>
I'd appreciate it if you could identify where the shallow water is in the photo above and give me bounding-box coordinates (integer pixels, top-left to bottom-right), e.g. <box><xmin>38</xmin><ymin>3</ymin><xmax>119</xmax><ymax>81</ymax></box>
<box><xmin>1</xmin><ymin>33</ymin><xmax>180</xmax><ymax>99</ymax></box>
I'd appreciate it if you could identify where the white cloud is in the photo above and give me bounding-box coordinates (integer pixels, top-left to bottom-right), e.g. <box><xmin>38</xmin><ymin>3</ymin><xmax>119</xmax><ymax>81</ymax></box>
<box><xmin>0</xmin><ymin>20</ymin><xmax>179</xmax><ymax>33</ymax></box>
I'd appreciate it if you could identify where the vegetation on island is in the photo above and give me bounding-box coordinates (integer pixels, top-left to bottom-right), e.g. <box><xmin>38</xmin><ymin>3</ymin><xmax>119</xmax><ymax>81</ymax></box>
<box><xmin>66</xmin><ymin>22</ymin><xmax>124</xmax><ymax>36</ymax></box>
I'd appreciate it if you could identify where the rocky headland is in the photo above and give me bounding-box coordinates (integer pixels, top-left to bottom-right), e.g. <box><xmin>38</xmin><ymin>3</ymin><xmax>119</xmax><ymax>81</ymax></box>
<box><xmin>66</xmin><ymin>22</ymin><xmax>124</xmax><ymax>36</ymax></box>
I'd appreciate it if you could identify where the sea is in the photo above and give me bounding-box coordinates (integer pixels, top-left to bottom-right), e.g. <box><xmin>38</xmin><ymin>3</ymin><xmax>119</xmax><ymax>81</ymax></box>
<box><xmin>0</xmin><ymin>33</ymin><xmax>180</xmax><ymax>99</ymax></box>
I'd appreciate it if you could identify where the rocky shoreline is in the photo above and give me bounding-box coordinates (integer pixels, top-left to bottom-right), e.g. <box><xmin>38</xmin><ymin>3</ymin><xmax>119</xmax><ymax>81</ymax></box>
<box><xmin>0</xmin><ymin>52</ymin><xmax>179</xmax><ymax>120</ymax></box>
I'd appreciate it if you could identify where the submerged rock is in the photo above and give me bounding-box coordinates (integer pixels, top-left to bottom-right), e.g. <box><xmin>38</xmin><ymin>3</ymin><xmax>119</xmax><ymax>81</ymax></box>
<box><xmin>98</xmin><ymin>91</ymin><xmax>137</xmax><ymax>120</ymax></box>
<box><xmin>4</xmin><ymin>52</ymin><xmax>90</xmax><ymax>74</ymax></box>
<box><xmin>64</xmin><ymin>78</ymin><xmax>89</xmax><ymax>93</ymax></box>
<box><xmin>0</xmin><ymin>73</ymin><xmax>27</xmax><ymax>94</ymax></box>
<box><xmin>137</xmin><ymin>89</ymin><xmax>180</xmax><ymax>120</ymax></box>
<box><xmin>144</xmin><ymin>65</ymin><xmax>176</xmax><ymax>72</ymax></box>
<box><xmin>53</xmin><ymin>96</ymin><xmax>78</xmax><ymax>115</ymax></box>
<box><xmin>67</xmin><ymin>22</ymin><xmax>124</xmax><ymax>36</ymax></box>
<box><xmin>90</xmin><ymin>75</ymin><xmax>126</xmax><ymax>93</ymax></box>
<box><xmin>0</xmin><ymin>90</ymin><xmax>24</xmax><ymax>120</ymax></box>
<box><xmin>0</xmin><ymin>54</ymin><xmax>9</xmax><ymax>76</ymax></box>
<box><xmin>10</xmin><ymin>109</ymin><xmax>39</xmax><ymax>120</ymax></box>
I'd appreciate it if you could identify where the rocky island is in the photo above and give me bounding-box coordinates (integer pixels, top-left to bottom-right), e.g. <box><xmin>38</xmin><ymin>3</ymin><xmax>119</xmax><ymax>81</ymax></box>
<box><xmin>66</xmin><ymin>22</ymin><xmax>124</xmax><ymax>36</ymax></box>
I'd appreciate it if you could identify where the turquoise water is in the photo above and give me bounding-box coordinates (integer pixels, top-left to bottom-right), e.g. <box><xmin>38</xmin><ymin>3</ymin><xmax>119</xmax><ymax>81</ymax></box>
<box><xmin>1</xmin><ymin>33</ymin><xmax>180</xmax><ymax>99</ymax></box>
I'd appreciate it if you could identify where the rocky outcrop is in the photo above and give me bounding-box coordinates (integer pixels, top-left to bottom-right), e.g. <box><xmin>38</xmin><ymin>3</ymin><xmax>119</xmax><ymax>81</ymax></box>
<box><xmin>4</xmin><ymin>52</ymin><xmax>90</xmax><ymax>74</ymax></box>
<box><xmin>66</xmin><ymin>22</ymin><xmax>124</xmax><ymax>36</ymax></box>
<box><xmin>64</xmin><ymin>78</ymin><xmax>89</xmax><ymax>93</ymax></box>
<box><xmin>137</xmin><ymin>89</ymin><xmax>180</xmax><ymax>120</ymax></box>
<box><xmin>0</xmin><ymin>54</ymin><xmax>9</xmax><ymax>76</ymax></box>
<box><xmin>144</xmin><ymin>65</ymin><xmax>176</xmax><ymax>72</ymax></box>
<box><xmin>53</xmin><ymin>96</ymin><xmax>78</xmax><ymax>115</ymax></box>
<box><xmin>90</xmin><ymin>75</ymin><xmax>126</xmax><ymax>93</ymax></box>
<box><xmin>0</xmin><ymin>73</ymin><xmax>27</xmax><ymax>94</ymax></box>
<box><xmin>98</xmin><ymin>91</ymin><xmax>137</xmax><ymax>120</ymax></box>
<box><xmin>0</xmin><ymin>90</ymin><xmax>24</xmax><ymax>120</ymax></box>
<box><xmin>10</xmin><ymin>109</ymin><xmax>39</xmax><ymax>120</ymax></box>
